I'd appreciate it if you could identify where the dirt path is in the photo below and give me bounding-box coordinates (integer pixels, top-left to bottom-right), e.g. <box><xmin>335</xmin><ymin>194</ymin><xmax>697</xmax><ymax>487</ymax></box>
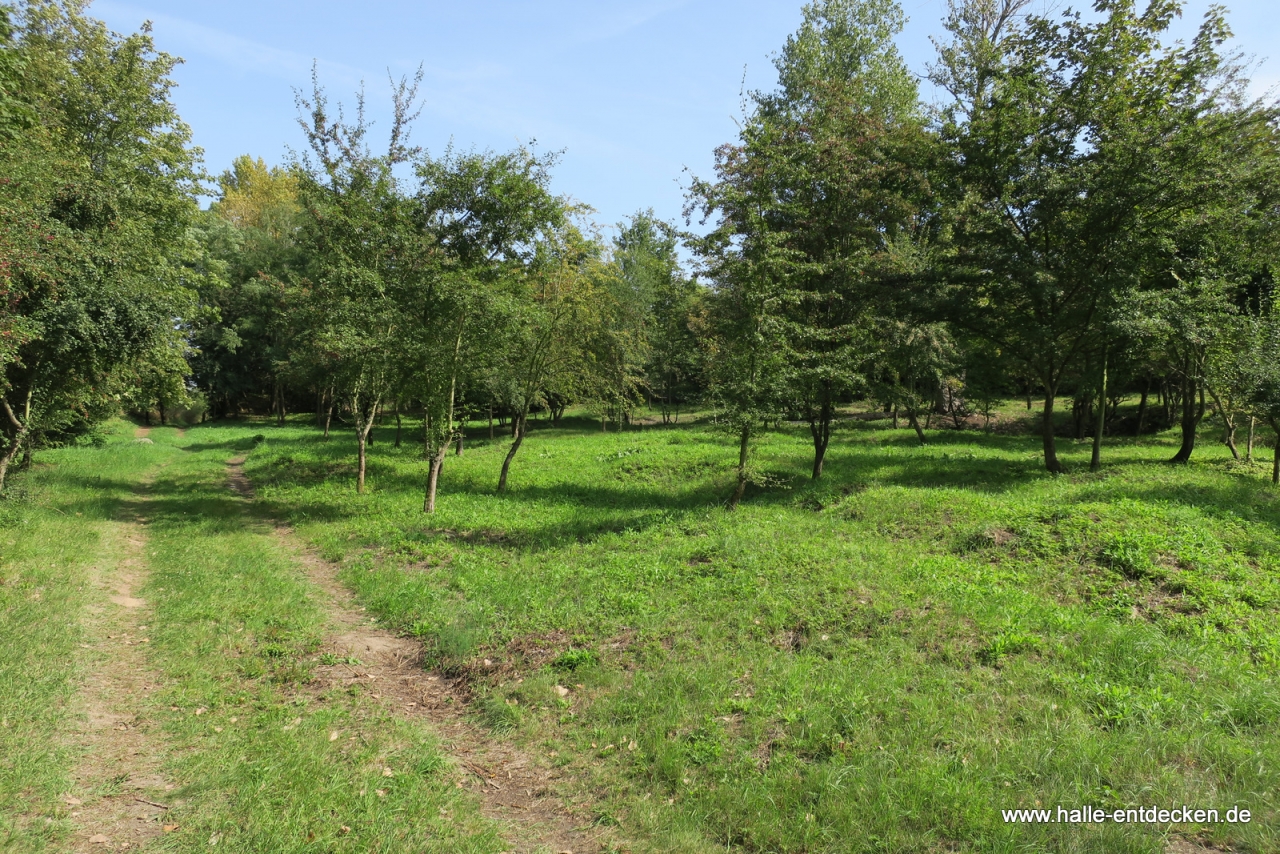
<box><xmin>225</xmin><ymin>456</ymin><xmax>609</xmax><ymax>854</ymax></box>
<box><xmin>65</xmin><ymin>430</ymin><xmax>175</xmax><ymax>852</ymax></box>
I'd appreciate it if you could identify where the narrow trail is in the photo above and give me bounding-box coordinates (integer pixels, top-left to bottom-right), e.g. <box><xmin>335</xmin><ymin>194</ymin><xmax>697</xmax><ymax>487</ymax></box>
<box><xmin>225</xmin><ymin>456</ymin><xmax>611</xmax><ymax>854</ymax></box>
<box><xmin>65</xmin><ymin>428</ymin><xmax>175</xmax><ymax>852</ymax></box>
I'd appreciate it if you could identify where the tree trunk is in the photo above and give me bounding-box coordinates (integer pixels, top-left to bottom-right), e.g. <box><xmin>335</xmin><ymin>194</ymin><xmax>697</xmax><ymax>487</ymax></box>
<box><xmin>1091</xmin><ymin>351</ymin><xmax>1107</xmax><ymax>472</ymax></box>
<box><xmin>1206</xmin><ymin>386</ymin><xmax>1238</xmax><ymax>461</ymax></box>
<box><xmin>728</xmin><ymin>424</ymin><xmax>750</xmax><ymax>509</ymax></box>
<box><xmin>1170</xmin><ymin>374</ymin><xmax>1201</xmax><ymax>464</ymax></box>
<box><xmin>1272</xmin><ymin>419</ymin><xmax>1280</xmax><ymax>485</ymax></box>
<box><xmin>424</xmin><ymin>445</ymin><xmax>447</xmax><ymax>513</ymax></box>
<box><xmin>905</xmin><ymin>403</ymin><xmax>926</xmax><ymax>445</ymax></box>
<box><xmin>394</xmin><ymin>404</ymin><xmax>402</xmax><ymax>449</ymax></box>
<box><xmin>488</xmin><ymin>405</ymin><xmax>494</xmax><ymax>440</ymax></box>
<box><xmin>809</xmin><ymin>394</ymin><xmax>833</xmax><ymax>480</ymax></box>
<box><xmin>353</xmin><ymin>398</ymin><xmax>379</xmax><ymax>494</ymax></box>
<box><xmin>497</xmin><ymin>413</ymin><xmax>526</xmax><ymax>492</ymax></box>
<box><xmin>274</xmin><ymin>379</ymin><xmax>285</xmax><ymax>427</ymax></box>
<box><xmin>1247</xmin><ymin>417</ymin><xmax>1256</xmax><ymax>462</ymax></box>
<box><xmin>357</xmin><ymin>432</ymin><xmax>367</xmax><ymax>494</ymax></box>
<box><xmin>0</xmin><ymin>392</ymin><xmax>33</xmax><ymax>492</ymax></box>
<box><xmin>1136</xmin><ymin>380</ymin><xmax>1149</xmax><ymax>436</ymax></box>
<box><xmin>323</xmin><ymin>396</ymin><xmax>334</xmax><ymax>440</ymax></box>
<box><xmin>456</xmin><ymin>433</ymin><xmax>464</xmax><ymax>456</ymax></box>
<box><xmin>1042</xmin><ymin>386</ymin><xmax>1065</xmax><ymax>474</ymax></box>
<box><xmin>892</xmin><ymin>404</ymin><xmax>899</xmax><ymax>429</ymax></box>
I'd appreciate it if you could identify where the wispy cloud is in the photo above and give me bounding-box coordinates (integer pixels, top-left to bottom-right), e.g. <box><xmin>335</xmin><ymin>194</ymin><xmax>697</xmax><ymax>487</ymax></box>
<box><xmin>561</xmin><ymin>0</ymin><xmax>692</xmax><ymax>46</ymax></box>
<box><xmin>94</xmin><ymin>1</ymin><xmax>369</xmax><ymax>89</ymax></box>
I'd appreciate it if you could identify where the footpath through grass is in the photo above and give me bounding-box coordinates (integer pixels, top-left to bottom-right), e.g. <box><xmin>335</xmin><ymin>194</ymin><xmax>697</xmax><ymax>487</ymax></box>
<box><xmin>0</xmin><ymin>420</ymin><xmax>142</xmax><ymax>850</ymax></box>
<box><xmin>233</xmin><ymin>408</ymin><xmax>1279</xmax><ymax>854</ymax></box>
<box><xmin>1</xmin><ymin>425</ymin><xmax>502</xmax><ymax>853</ymax></box>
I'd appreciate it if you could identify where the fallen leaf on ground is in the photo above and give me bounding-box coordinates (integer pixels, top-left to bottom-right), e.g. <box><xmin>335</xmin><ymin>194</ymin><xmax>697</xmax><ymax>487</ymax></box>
<box><xmin>163</xmin><ymin>824</ymin><xmax>179</xmax><ymax>832</ymax></box>
<box><xmin>64</xmin><ymin>796</ymin><xmax>82</xmax><ymax>805</ymax></box>
<box><xmin>329</xmin><ymin>731</ymin><xmax>340</xmax><ymax>741</ymax></box>
<box><xmin>382</xmin><ymin>768</ymin><xmax>393</xmax><ymax>777</ymax></box>
<box><xmin>554</xmin><ymin>685</ymin><xmax>570</xmax><ymax>697</ymax></box>
<box><xmin>89</xmin><ymin>833</ymin><xmax>108</xmax><ymax>844</ymax></box>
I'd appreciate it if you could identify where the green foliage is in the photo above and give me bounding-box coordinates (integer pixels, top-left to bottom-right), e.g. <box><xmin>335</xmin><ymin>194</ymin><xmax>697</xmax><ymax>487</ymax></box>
<box><xmin>931</xmin><ymin>0</ymin><xmax>1277</xmax><ymax>473</ymax></box>
<box><xmin>0</xmin><ymin>1</ymin><xmax>201</xmax><ymax>487</ymax></box>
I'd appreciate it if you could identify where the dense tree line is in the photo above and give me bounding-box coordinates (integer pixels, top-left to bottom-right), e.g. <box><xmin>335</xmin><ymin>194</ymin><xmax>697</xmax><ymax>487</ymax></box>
<box><xmin>2</xmin><ymin>0</ymin><xmax>1278</xmax><ymax>504</ymax></box>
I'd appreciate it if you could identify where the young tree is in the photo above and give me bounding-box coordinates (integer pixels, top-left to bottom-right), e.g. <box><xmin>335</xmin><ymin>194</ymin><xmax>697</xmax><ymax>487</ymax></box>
<box><xmin>687</xmin><ymin>159</ymin><xmax>793</xmax><ymax>507</ymax></box>
<box><xmin>412</xmin><ymin>145</ymin><xmax>565</xmax><ymax>511</ymax></box>
<box><xmin>292</xmin><ymin>69</ymin><xmax>427</xmax><ymax>494</ymax></box>
<box><xmin>494</xmin><ymin>222</ymin><xmax>599</xmax><ymax>492</ymax></box>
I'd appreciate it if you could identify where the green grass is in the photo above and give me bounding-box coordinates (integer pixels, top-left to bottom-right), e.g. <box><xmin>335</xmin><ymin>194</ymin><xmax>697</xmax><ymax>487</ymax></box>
<box><xmin>125</xmin><ymin>428</ymin><xmax>503</xmax><ymax>853</ymax></box>
<box><xmin>1</xmin><ymin>424</ymin><xmax>503</xmax><ymax>853</ymax></box>
<box><xmin>0</xmin><ymin>419</ymin><xmax>145</xmax><ymax>851</ymax></box>
<box><xmin>3</xmin><ymin>405</ymin><xmax>1277</xmax><ymax>852</ymax></box>
<box><xmin>230</xmin><ymin>405</ymin><xmax>1280</xmax><ymax>853</ymax></box>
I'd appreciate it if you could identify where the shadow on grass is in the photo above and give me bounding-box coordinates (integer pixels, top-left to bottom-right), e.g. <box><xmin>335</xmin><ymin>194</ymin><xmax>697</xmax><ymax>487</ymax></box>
<box><xmin>166</xmin><ymin>418</ymin><xmax>1280</xmax><ymax>550</ymax></box>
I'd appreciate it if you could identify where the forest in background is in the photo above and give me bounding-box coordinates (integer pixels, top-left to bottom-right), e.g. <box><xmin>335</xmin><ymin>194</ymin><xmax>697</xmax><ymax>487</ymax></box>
<box><xmin>1</xmin><ymin>0</ymin><xmax>1279</xmax><ymax>505</ymax></box>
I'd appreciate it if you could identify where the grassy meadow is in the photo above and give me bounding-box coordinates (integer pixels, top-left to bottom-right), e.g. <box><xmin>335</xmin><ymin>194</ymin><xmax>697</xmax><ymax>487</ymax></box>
<box><xmin>231</xmin><ymin>403</ymin><xmax>1280</xmax><ymax>853</ymax></box>
<box><xmin>1</xmin><ymin>404</ymin><xmax>1277</xmax><ymax>852</ymax></box>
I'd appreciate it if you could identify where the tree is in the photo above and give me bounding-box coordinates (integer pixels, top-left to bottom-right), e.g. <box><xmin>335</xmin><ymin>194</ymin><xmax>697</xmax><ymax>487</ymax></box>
<box><xmin>692</xmin><ymin>0</ymin><xmax>933</xmax><ymax>487</ymax></box>
<box><xmin>687</xmin><ymin>157</ymin><xmax>793</xmax><ymax>507</ymax></box>
<box><xmin>1</xmin><ymin>1</ymin><xmax>200</xmax><ymax>489</ymax></box>
<box><xmin>412</xmin><ymin>144</ymin><xmax>565</xmax><ymax>511</ymax></box>
<box><xmin>932</xmin><ymin>0</ymin><xmax>1268</xmax><ymax>473</ymax></box>
<box><xmin>292</xmin><ymin>68</ymin><xmax>427</xmax><ymax>494</ymax></box>
<box><xmin>493</xmin><ymin>222</ymin><xmax>599</xmax><ymax>492</ymax></box>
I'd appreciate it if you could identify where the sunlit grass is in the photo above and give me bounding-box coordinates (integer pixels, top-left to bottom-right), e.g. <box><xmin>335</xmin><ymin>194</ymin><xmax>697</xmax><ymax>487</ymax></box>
<box><xmin>220</xmin><ymin>404</ymin><xmax>1280</xmax><ymax>853</ymax></box>
<box><xmin>0</xmin><ymin>421</ymin><xmax>149</xmax><ymax>851</ymax></box>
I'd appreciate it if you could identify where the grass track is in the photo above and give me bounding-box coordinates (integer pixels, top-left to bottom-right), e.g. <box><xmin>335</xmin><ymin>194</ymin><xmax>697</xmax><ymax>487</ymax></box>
<box><xmin>0</xmin><ymin>420</ymin><xmax>144</xmax><ymax>851</ymax></box>
<box><xmin>2</xmin><ymin>425</ymin><xmax>504</xmax><ymax>853</ymax></box>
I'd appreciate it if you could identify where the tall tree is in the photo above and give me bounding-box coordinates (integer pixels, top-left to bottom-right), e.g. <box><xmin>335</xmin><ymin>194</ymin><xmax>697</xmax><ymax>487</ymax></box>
<box><xmin>932</xmin><ymin>0</ymin><xmax>1269</xmax><ymax>472</ymax></box>
<box><xmin>0</xmin><ymin>1</ymin><xmax>200</xmax><ymax>489</ymax></box>
<box><xmin>693</xmin><ymin>0</ymin><xmax>933</xmax><ymax>488</ymax></box>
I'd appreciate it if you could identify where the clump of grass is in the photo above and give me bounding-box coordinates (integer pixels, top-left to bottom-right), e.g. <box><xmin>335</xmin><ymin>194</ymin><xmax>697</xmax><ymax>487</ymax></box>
<box><xmin>551</xmin><ymin>649</ymin><xmax>599</xmax><ymax>671</ymax></box>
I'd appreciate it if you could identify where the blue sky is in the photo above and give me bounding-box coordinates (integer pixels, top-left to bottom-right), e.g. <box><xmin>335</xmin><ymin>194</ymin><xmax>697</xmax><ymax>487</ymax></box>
<box><xmin>93</xmin><ymin>0</ymin><xmax>1279</xmax><ymax>236</ymax></box>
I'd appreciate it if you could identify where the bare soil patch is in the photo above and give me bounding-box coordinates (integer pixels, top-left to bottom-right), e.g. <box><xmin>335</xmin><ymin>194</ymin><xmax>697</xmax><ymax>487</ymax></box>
<box><xmin>225</xmin><ymin>456</ymin><xmax>611</xmax><ymax>854</ymax></box>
